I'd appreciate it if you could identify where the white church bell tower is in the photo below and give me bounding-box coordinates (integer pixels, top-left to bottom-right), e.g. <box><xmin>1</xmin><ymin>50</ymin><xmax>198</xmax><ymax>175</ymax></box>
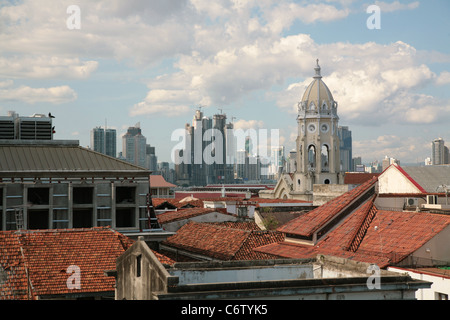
<box><xmin>294</xmin><ymin>59</ymin><xmax>344</xmax><ymax>196</ymax></box>
<box><xmin>259</xmin><ymin>59</ymin><xmax>344</xmax><ymax>201</ymax></box>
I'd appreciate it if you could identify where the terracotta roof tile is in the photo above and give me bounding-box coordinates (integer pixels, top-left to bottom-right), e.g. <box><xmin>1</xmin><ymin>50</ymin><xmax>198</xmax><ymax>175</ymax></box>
<box><xmin>278</xmin><ymin>177</ymin><xmax>377</xmax><ymax>237</ymax></box>
<box><xmin>0</xmin><ymin>227</ymin><xmax>174</xmax><ymax>300</ymax></box>
<box><xmin>206</xmin><ymin>221</ymin><xmax>262</xmax><ymax>231</ymax></box>
<box><xmin>163</xmin><ymin>222</ymin><xmax>283</xmax><ymax>261</ymax></box>
<box><xmin>157</xmin><ymin>208</ymin><xmax>230</xmax><ymax>224</ymax></box>
<box><xmin>0</xmin><ymin>227</ymin><xmax>133</xmax><ymax>300</ymax></box>
<box><xmin>149</xmin><ymin>175</ymin><xmax>176</xmax><ymax>188</ymax></box>
<box><xmin>256</xmin><ymin>197</ymin><xmax>450</xmax><ymax>268</ymax></box>
<box><xmin>344</xmin><ymin>172</ymin><xmax>380</xmax><ymax>185</ymax></box>
<box><xmin>152</xmin><ymin>198</ymin><xmax>204</xmax><ymax>209</ymax></box>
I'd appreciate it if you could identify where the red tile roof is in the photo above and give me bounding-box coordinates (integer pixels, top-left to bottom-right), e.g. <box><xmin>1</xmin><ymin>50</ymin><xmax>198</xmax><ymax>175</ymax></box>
<box><xmin>249</xmin><ymin>197</ymin><xmax>312</xmax><ymax>207</ymax></box>
<box><xmin>157</xmin><ymin>207</ymin><xmax>230</xmax><ymax>224</ymax></box>
<box><xmin>0</xmin><ymin>227</ymin><xmax>174</xmax><ymax>300</ymax></box>
<box><xmin>152</xmin><ymin>198</ymin><xmax>204</xmax><ymax>209</ymax></box>
<box><xmin>0</xmin><ymin>227</ymin><xmax>133</xmax><ymax>300</ymax></box>
<box><xmin>149</xmin><ymin>175</ymin><xmax>176</xmax><ymax>188</ymax></box>
<box><xmin>256</xmin><ymin>200</ymin><xmax>450</xmax><ymax>268</ymax></box>
<box><xmin>278</xmin><ymin>177</ymin><xmax>377</xmax><ymax>238</ymax></box>
<box><xmin>344</xmin><ymin>172</ymin><xmax>380</xmax><ymax>185</ymax></box>
<box><xmin>163</xmin><ymin>222</ymin><xmax>284</xmax><ymax>261</ymax></box>
<box><xmin>206</xmin><ymin>221</ymin><xmax>262</xmax><ymax>231</ymax></box>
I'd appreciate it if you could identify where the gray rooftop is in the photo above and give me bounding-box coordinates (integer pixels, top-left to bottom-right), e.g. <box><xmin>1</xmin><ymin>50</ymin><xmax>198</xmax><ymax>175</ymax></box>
<box><xmin>402</xmin><ymin>165</ymin><xmax>450</xmax><ymax>193</ymax></box>
<box><xmin>0</xmin><ymin>139</ymin><xmax>150</xmax><ymax>178</ymax></box>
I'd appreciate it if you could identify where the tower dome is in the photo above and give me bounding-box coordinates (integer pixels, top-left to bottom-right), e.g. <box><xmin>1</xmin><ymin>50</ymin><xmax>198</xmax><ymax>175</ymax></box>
<box><xmin>299</xmin><ymin>59</ymin><xmax>337</xmax><ymax>115</ymax></box>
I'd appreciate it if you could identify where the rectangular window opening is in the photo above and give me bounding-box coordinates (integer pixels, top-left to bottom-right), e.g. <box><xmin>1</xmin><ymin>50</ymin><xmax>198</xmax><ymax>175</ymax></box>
<box><xmin>116</xmin><ymin>187</ymin><xmax>136</xmax><ymax>204</ymax></box>
<box><xmin>73</xmin><ymin>208</ymin><xmax>93</xmax><ymax>228</ymax></box>
<box><xmin>73</xmin><ymin>187</ymin><xmax>94</xmax><ymax>205</ymax></box>
<box><xmin>27</xmin><ymin>187</ymin><xmax>49</xmax><ymax>205</ymax></box>
<box><xmin>136</xmin><ymin>254</ymin><xmax>142</xmax><ymax>277</ymax></box>
<box><xmin>116</xmin><ymin>208</ymin><xmax>135</xmax><ymax>228</ymax></box>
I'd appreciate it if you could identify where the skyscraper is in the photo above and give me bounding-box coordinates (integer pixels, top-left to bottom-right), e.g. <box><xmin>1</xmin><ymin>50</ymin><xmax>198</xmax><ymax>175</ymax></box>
<box><xmin>91</xmin><ymin>127</ymin><xmax>117</xmax><ymax>157</ymax></box>
<box><xmin>338</xmin><ymin>126</ymin><xmax>352</xmax><ymax>172</ymax></box>
<box><xmin>174</xmin><ymin>109</ymin><xmax>234</xmax><ymax>186</ymax></box>
<box><xmin>432</xmin><ymin>138</ymin><xmax>446</xmax><ymax>165</ymax></box>
<box><xmin>122</xmin><ymin>123</ymin><xmax>147</xmax><ymax>168</ymax></box>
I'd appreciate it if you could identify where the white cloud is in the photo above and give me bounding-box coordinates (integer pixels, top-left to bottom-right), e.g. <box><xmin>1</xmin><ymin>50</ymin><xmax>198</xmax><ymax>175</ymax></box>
<box><xmin>373</xmin><ymin>1</ymin><xmax>420</xmax><ymax>13</ymax></box>
<box><xmin>273</xmin><ymin>40</ymin><xmax>444</xmax><ymax>126</ymax></box>
<box><xmin>0</xmin><ymin>81</ymin><xmax>77</xmax><ymax>104</ymax></box>
<box><xmin>353</xmin><ymin>134</ymin><xmax>428</xmax><ymax>163</ymax></box>
<box><xmin>233</xmin><ymin>119</ymin><xmax>265</xmax><ymax>130</ymax></box>
<box><xmin>436</xmin><ymin>71</ymin><xmax>450</xmax><ymax>86</ymax></box>
<box><xmin>0</xmin><ymin>56</ymin><xmax>98</xmax><ymax>79</ymax></box>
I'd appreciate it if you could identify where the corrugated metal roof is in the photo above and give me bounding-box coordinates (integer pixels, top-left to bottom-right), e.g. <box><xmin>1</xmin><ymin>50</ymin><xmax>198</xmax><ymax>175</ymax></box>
<box><xmin>0</xmin><ymin>143</ymin><xmax>150</xmax><ymax>178</ymax></box>
<box><xmin>402</xmin><ymin>166</ymin><xmax>450</xmax><ymax>193</ymax></box>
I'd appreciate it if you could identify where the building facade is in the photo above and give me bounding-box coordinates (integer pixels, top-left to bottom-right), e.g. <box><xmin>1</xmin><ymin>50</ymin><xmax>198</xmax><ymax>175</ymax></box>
<box><xmin>0</xmin><ymin>111</ymin><xmax>53</xmax><ymax>140</ymax></box>
<box><xmin>0</xmin><ymin>140</ymin><xmax>156</xmax><ymax>237</ymax></box>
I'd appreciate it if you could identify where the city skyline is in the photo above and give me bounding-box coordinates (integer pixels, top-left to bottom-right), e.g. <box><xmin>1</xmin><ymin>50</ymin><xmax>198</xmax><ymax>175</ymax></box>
<box><xmin>1</xmin><ymin>1</ymin><xmax>449</xmax><ymax>165</ymax></box>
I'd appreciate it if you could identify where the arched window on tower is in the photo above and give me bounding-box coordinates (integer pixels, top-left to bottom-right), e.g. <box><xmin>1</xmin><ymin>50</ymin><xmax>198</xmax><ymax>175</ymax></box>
<box><xmin>321</xmin><ymin>145</ymin><xmax>329</xmax><ymax>172</ymax></box>
<box><xmin>308</xmin><ymin>145</ymin><xmax>316</xmax><ymax>170</ymax></box>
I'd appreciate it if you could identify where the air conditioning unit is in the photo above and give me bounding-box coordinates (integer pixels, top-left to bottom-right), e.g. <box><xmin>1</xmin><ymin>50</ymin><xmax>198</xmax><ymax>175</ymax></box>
<box><xmin>427</xmin><ymin>195</ymin><xmax>438</xmax><ymax>205</ymax></box>
<box><xmin>405</xmin><ymin>198</ymin><xmax>418</xmax><ymax>207</ymax></box>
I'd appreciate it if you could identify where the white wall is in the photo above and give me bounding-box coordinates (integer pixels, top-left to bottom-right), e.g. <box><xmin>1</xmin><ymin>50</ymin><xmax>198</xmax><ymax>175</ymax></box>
<box><xmin>388</xmin><ymin>267</ymin><xmax>450</xmax><ymax>300</ymax></box>
<box><xmin>378</xmin><ymin>166</ymin><xmax>421</xmax><ymax>194</ymax></box>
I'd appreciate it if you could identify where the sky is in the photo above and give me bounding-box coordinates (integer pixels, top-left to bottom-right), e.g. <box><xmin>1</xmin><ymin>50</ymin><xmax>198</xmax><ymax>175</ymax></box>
<box><xmin>0</xmin><ymin>0</ymin><xmax>449</xmax><ymax>166</ymax></box>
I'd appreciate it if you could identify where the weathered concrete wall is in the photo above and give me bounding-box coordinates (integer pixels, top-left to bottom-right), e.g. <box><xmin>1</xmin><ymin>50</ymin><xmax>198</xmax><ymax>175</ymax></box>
<box><xmin>171</xmin><ymin>263</ymin><xmax>313</xmax><ymax>285</ymax></box>
<box><xmin>378</xmin><ymin>165</ymin><xmax>421</xmax><ymax>194</ymax></box>
<box><xmin>115</xmin><ymin>237</ymin><xmax>178</xmax><ymax>300</ymax></box>
<box><xmin>313</xmin><ymin>184</ymin><xmax>352</xmax><ymax>206</ymax></box>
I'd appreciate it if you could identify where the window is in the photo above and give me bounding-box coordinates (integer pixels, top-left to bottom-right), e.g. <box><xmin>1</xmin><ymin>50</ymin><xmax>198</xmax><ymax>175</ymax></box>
<box><xmin>324</xmin><ymin>179</ymin><xmax>330</xmax><ymax>184</ymax></box>
<box><xmin>436</xmin><ymin>292</ymin><xmax>448</xmax><ymax>300</ymax></box>
<box><xmin>116</xmin><ymin>208</ymin><xmax>135</xmax><ymax>228</ymax></box>
<box><xmin>116</xmin><ymin>187</ymin><xmax>136</xmax><ymax>204</ymax></box>
<box><xmin>308</xmin><ymin>145</ymin><xmax>316</xmax><ymax>169</ymax></box>
<box><xmin>28</xmin><ymin>209</ymin><xmax>49</xmax><ymax>229</ymax></box>
<box><xmin>28</xmin><ymin>188</ymin><xmax>49</xmax><ymax>205</ymax></box>
<box><xmin>237</xmin><ymin>207</ymin><xmax>248</xmax><ymax>218</ymax></box>
<box><xmin>321</xmin><ymin>145</ymin><xmax>329</xmax><ymax>172</ymax></box>
<box><xmin>136</xmin><ymin>254</ymin><xmax>142</xmax><ymax>277</ymax></box>
<box><xmin>73</xmin><ymin>187</ymin><xmax>93</xmax><ymax>205</ymax></box>
<box><xmin>73</xmin><ymin>208</ymin><xmax>93</xmax><ymax>228</ymax></box>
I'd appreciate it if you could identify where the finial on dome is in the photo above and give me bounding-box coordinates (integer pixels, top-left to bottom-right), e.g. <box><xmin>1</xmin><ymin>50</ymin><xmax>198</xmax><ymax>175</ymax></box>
<box><xmin>314</xmin><ymin>58</ymin><xmax>321</xmax><ymax>78</ymax></box>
